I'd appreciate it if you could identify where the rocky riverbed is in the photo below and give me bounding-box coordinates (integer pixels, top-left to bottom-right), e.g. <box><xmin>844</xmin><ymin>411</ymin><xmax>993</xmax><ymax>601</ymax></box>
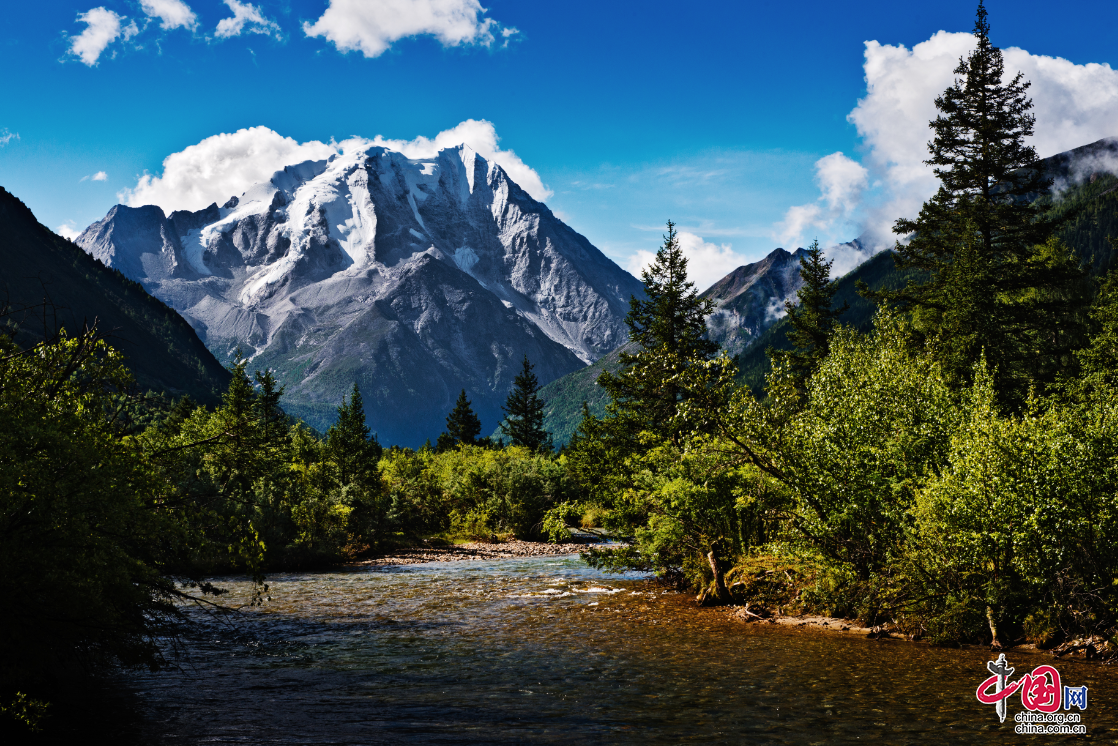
<box><xmin>351</xmin><ymin>539</ymin><xmax>596</xmax><ymax>567</ymax></box>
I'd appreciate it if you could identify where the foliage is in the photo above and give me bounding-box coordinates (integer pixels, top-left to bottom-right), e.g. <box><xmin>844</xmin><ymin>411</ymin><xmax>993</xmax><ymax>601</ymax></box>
<box><xmin>907</xmin><ymin>369</ymin><xmax>1118</xmax><ymax>644</ymax></box>
<box><xmin>381</xmin><ymin>445</ymin><xmax>576</xmax><ymax>542</ymax></box>
<box><xmin>0</xmin><ymin>326</ymin><xmax>181</xmax><ymax>692</ymax></box>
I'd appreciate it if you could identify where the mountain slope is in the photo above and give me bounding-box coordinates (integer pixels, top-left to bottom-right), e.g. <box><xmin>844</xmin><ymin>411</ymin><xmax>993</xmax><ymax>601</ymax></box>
<box><xmin>538</xmin><ymin>249</ymin><xmax>918</xmax><ymax>443</ymax></box>
<box><xmin>733</xmin><ymin>250</ymin><xmax>927</xmax><ymax>393</ymax></box>
<box><xmin>0</xmin><ymin>186</ymin><xmax>231</xmax><ymax>404</ymax></box>
<box><xmin>77</xmin><ymin>145</ymin><xmax>644</xmax><ymax>446</ymax></box>
<box><xmin>702</xmin><ymin>247</ymin><xmax>807</xmax><ymax>358</ymax></box>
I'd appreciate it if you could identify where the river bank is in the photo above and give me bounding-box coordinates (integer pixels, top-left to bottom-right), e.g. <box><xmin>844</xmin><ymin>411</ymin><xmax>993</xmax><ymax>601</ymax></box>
<box><xmin>350</xmin><ymin>539</ymin><xmax>600</xmax><ymax>566</ymax></box>
<box><xmin>725</xmin><ymin>601</ymin><xmax>1117</xmax><ymax>664</ymax></box>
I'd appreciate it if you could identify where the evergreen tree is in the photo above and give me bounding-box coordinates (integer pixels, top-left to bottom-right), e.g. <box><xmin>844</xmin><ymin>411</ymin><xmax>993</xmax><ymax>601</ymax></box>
<box><xmin>598</xmin><ymin>220</ymin><xmax>718</xmax><ymax>441</ymax></box>
<box><xmin>500</xmin><ymin>356</ymin><xmax>551</xmax><ymax>452</ymax></box>
<box><xmin>326</xmin><ymin>383</ymin><xmax>381</xmax><ymax>485</ymax></box>
<box><xmin>254</xmin><ymin>369</ymin><xmax>285</xmax><ymax>447</ymax></box>
<box><xmin>439</xmin><ymin>389</ymin><xmax>483</xmax><ymax>451</ymax></box>
<box><xmin>771</xmin><ymin>239</ymin><xmax>848</xmax><ymax>392</ymax></box>
<box><xmin>874</xmin><ymin>2</ymin><xmax>1087</xmax><ymax>402</ymax></box>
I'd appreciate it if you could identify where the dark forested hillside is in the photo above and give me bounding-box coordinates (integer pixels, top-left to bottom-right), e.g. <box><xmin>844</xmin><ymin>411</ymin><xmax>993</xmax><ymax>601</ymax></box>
<box><xmin>0</xmin><ymin>187</ymin><xmax>230</xmax><ymax>403</ymax></box>
<box><xmin>1043</xmin><ymin>173</ymin><xmax>1118</xmax><ymax>273</ymax></box>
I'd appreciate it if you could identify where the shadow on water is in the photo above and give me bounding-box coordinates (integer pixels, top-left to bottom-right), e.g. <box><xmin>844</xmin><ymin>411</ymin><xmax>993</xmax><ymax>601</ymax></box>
<box><xmin>99</xmin><ymin>555</ymin><xmax>1118</xmax><ymax>744</ymax></box>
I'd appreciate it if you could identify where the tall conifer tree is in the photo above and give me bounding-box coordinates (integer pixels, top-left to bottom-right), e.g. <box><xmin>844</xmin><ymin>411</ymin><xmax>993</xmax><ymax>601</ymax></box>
<box><xmin>597</xmin><ymin>221</ymin><xmax>718</xmax><ymax>442</ymax></box>
<box><xmin>771</xmin><ymin>239</ymin><xmax>847</xmax><ymax>393</ymax></box>
<box><xmin>500</xmin><ymin>356</ymin><xmax>550</xmax><ymax>452</ymax></box>
<box><xmin>874</xmin><ymin>1</ymin><xmax>1087</xmax><ymax>402</ymax></box>
<box><xmin>327</xmin><ymin>383</ymin><xmax>381</xmax><ymax>485</ymax></box>
<box><xmin>439</xmin><ymin>389</ymin><xmax>484</xmax><ymax>450</ymax></box>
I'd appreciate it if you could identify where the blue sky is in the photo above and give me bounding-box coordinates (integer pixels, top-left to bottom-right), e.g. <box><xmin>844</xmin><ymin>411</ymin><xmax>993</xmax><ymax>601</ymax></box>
<box><xmin>3</xmin><ymin>1</ymin><xmax>1117</xmax><ymax>288</ymax></box>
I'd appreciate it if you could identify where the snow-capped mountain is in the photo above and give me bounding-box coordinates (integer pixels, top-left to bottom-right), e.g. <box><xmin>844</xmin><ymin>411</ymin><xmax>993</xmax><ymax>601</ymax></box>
<box><xmin>78</xmin><ymin>144</ymin><xmax>644</xmax><ymax>445</ymax></box>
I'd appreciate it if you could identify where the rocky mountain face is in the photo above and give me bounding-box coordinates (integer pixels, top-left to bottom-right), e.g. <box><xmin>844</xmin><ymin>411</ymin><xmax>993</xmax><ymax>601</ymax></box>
<box><xmin>78</xmin><ymin>145</ymin><xmax>644</xmax><ymax>446</ymax></box>
<box><xmin>701</xmin><ymin>247</ymin><xmax>807</xmax><ymax>358</ymax></box>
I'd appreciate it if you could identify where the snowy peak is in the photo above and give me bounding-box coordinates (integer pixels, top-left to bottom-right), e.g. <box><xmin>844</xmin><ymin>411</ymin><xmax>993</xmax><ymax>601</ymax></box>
<box><xmin>75</xmin><ymin>143</ymin><xmax>644</xmax><ymax>446</ymax></box>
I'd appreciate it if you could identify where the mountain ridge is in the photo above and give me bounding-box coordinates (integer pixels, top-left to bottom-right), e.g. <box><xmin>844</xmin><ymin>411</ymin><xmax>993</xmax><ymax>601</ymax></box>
<box><xmin>0</xmin><ymin>186</ymin><xmax>231</xmax><ymax>404</ymax></box>
<box><xmin>77</xmin><ymin>144</ymin><xmax>644</xmax><ymax>446</ymax></box>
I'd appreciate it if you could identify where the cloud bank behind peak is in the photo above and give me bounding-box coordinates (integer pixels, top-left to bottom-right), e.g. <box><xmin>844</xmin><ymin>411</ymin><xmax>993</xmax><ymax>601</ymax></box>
<box><xmin>118</xmin><ymin>120</ymin><xmax>550</xmax><ymax>214</ymax></box>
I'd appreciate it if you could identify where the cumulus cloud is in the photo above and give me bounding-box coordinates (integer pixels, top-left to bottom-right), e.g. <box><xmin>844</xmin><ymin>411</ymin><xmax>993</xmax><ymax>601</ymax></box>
<box><xmin>775</xmin><ymin>152</ymin><xmax>867</xmax><ymax>247</ymax></box>
<box><xmin>849</xmin><ymin>31</ymin><xmax>1118</xmax><ymax>250</ymax></box>
<box><xmin>67</xmin><ymin>7</ymin><xmax>127</xmax><ymax>66</ymax></box>
<box><xmin>365</xmin><ymin>119</ymin><xmax>551</xmax><ymax>200</ymax></box>
<box><xmin>0</xmin><ymin>129</ymin><xmax>18</xmax><ymax>146</ymax></box>
<box><xmin>119</xmin><ymin>126</ymin><xmax>337</xmax><ymax>213</ymax></box>
<box><xmin>55</xmin><ymin>222</ymin><xmax>82</xmax><ymax>241</ymax></box>
<box><xmin>303</xmin><ymin>0</ymin><xmax>510</xmax><ymax>58</ymax></box>
<box><xmin>214</xmin><ymin>0</ymin><xmax>282</xmax><ymax>40</ymax></box>
<box><xmin>140</xmin><ymin>0</ymin><xmax>197</xmax><ymax>30</ymax></box>
<box><xmin>80</xmin><ymin>171</ymin><xmax>109</xmax><ymax>182</ymax></box>
<box><xmin>120</xmin><ymin>120</ymin><xmax>549</xmax><ymax>213</ymax></box>
<box><xmin>627</xmin><ymin>231</ymin><xmax>745</xmax><ymax>292</ymax></box>
<box><xmin>774</xmin><ymin>30</ymin><xmax>1118</xmax><ymax>267</ymax></box>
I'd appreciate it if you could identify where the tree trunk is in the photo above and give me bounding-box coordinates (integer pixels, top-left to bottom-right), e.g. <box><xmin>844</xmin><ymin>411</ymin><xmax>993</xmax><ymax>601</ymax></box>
<box><xmin>707</xmin><ymin>550</ymin><xmax>733</xmax><ymax>605</ymax></box>
<box><xmin>987</xmin><ymin>605</ymin><xmax>1003</xmax><ymax>649</ymax></box>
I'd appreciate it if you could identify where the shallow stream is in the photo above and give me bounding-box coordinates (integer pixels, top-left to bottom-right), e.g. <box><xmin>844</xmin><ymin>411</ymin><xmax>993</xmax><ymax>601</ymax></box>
<box><xmin>118</xmin><ymin>554</ymin><xmax>1118</xmax><ymax>744</ymax></box>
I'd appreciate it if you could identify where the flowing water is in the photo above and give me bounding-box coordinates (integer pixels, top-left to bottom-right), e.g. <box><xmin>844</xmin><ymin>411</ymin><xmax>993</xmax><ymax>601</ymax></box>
<box><xmin>115</xmin><ymin>554</ymin><xmax>1118</xmax><ymax>744</ymax></box>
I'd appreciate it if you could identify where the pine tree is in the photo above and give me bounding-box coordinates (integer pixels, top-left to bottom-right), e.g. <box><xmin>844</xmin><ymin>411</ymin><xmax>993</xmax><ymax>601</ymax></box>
<box><xmin>440</xmin><ymin>389</ymin><xmax>483</xmax><ymax>451</ymax></box>
<box><xmin>771</xmin><ymin>239</ymin><xmax>848</xmax><ymax>392</ymax></box>
<box><xmin>254</xmin><ymin>369</ymin><xmax>285</xmax><ymax>447</ymax></box>
<box><xmin>500</xmin><ymin>356</ymin><xmax>551</xmax><ymax>452</ymax></box>
<box><xmin>875</xmin><ymin>1</ymin><xmax>1087</xmax><ymax>402</ymax></box>
<box><xmin>326</xmin><ymin>383</ymin><xmax>381</xmax><ymax>485</ymax></box>
<box><xmin>598</xmin><ymin>220</ymin><xmax>718</xmax><ymax>441</ymax></box>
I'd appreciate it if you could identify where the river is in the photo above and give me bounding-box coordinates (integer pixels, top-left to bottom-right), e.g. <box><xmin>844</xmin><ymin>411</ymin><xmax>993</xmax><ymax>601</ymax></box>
<box><xmin>110</xmin><ymin>553</ymin><xmax>1118</xmax><ymax>744</ymax></box>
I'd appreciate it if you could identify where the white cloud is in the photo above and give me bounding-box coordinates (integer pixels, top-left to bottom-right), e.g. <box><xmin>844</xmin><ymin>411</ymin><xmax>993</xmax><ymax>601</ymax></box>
<box><xmin>774</xmin><ymin>202</ymin><xmax>823</xmax><ymax>248</ymax></box>
<box><xmin>120</xmin><ymin>120</ymin><xmax>549</xmax><ymax>213</ymax></box>
<box><xmin>366</xmin><ymin>119</ymin><xmax>551</xmax><ymax>200</ymax></box>
<box><xmin>82</xmin><ymin>171</ymin><xmax>109</xmax><ymax>181</ymax></box>
<box><xmin>303</xmin><ymin>0</ymin><xmax>507</xmax><ymax>58</ymax></box>
<box><xmin>214</xmin><ymin>0</ymin><xmax>282</xmax><ymax>40</ymax></box>
<box><xmin>0</xmin><ymin>129</ymin><xmax>18</xmax><ymax>146</ymax></box>
<box><xmin>55</xmin><ymin>222</ymin><xmax>82</xmax><ymax>241</ymax></box>
<box><xmin>120</xmin><ymin>126</ymin><xmax>337</xmax><ymax>213</ymax></box>
<box><xmin>68</xmin><ymin>7</ymin><xmax>126</xmax><ymax>66</ymax></box>
<box><xmin>848</xmin><ymin>31</ymin><xmax>1118</xmax><ymax>251</ymax></box>
<box><xmin>140</xmin><ymin>0</ymin><xmax>197</xmax><ymax>30</ymax></box>
<box><xmin>816</xmin><ymin>151</ymin><xmax>869</xmax><ymax>213</ymax></box>
<box><xmin>774</xmin><ymin>30</ymin><xmax>1118</xmax><ymax>263</ymax></box>
<box><xmin>626</xmin><ymin>231</ymin><xmax>745</xmax><ymax>293</ymax></box>
<box><xmin>775</xmin><ymin>152</ymin><xmax>867</xmax><ymax>248</ymax></box>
